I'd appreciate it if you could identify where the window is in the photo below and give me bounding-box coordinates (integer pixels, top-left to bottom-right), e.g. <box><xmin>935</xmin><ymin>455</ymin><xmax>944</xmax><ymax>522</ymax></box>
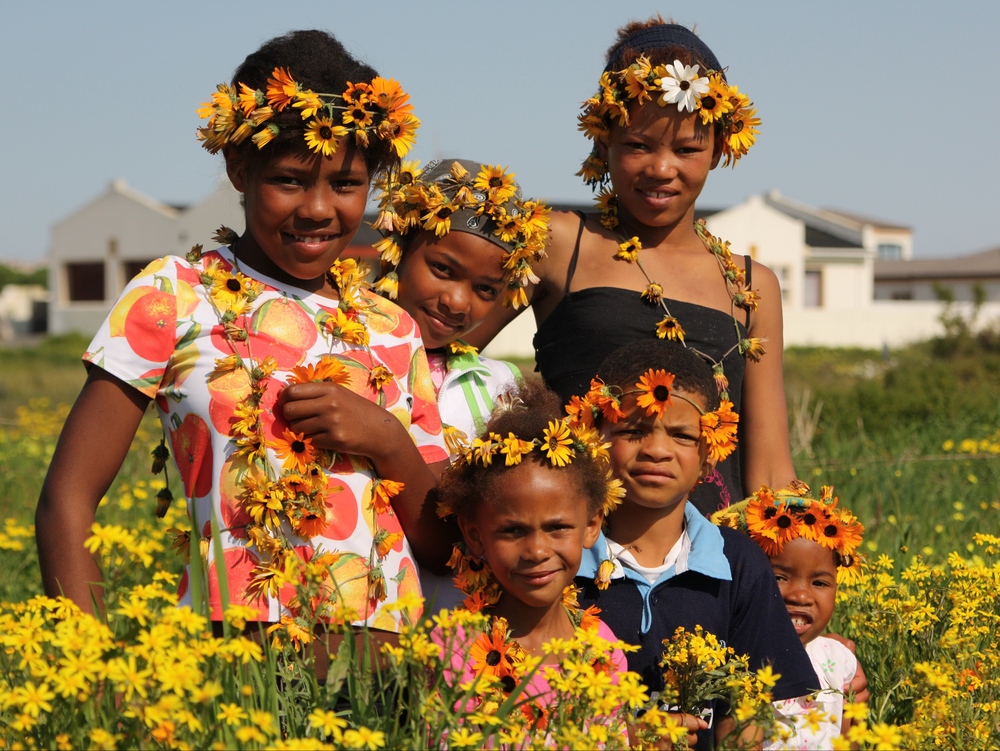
<box><xmin>891</xmin><ymin>290</ymin><xmax>913</xmax><ymax>300</ymax></box>
<box><xmin>804</xmin><ymin>270</ymin><xmax>822</xmax><ymax>308</ymax></box>
<box><xmin>878</xmin><ymin>243</ymin><xmax>902</xmax><ymax>260</ymax></box>
<box><xmin>123</xmin><ymin>259</ymin><xmax>156</xmax><ymax>283</ymax></box>
<box><xmin>65</xmin><ymin>262</ymin><xmax>105</xmax><ymax>302</ymax></box>
<box><xmin>773</xmin><ymin>266</ymin><xmax>790</xmax><ymax>302</ymax></box>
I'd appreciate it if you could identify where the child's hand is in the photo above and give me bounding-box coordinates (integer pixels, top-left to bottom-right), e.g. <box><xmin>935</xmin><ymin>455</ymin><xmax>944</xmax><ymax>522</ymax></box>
<box><xmin>278</xmin><ymin>381</ymin><xmax>404</xmax><ymax>460</ymax></box>
<box><xmin>629</xmin><ymin>711</ymin><xmax>706</xmax><ymax>750</ymax></box>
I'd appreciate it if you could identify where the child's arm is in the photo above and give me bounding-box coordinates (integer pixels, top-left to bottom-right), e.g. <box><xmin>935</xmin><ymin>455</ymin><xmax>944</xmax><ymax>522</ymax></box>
<box><xmin>36</xmin><ymin>367</ymin><xmax>150</xmax><ymax>613</ymax></box>
<box><xmin>278</xmin><ymin>381</ymin><xmax>453</xmax><ymax>569</ymax></box>
<box><xmin>739</xmin><ymin>260</ymin><xmax>798</xmax><ymax>493</ymax></box>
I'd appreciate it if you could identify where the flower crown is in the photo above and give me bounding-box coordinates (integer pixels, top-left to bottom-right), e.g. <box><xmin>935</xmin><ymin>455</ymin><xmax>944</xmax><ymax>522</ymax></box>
<box><xmin>712</xmin><ymin>484</ymin><xmax>865</xmax><ymax>582</ymax></box>
<box><xmin>577</xmin><ymin>54</ymin><xmax>760</xmax><ymax>186</ymax></box>
<box><xmin>197</xmin><ymin>67</ymin><xmax>419</xmax><ymax>158</ymax></box>
<box><xmin>565</xmin><ymin>368</ymin><xmax>739</xmax><ymax>464</ymax></box>
<box><xmin>438</xmin><ymin>405</ymin><xmax>624</xmax><ymax>520</ymax></box>
<box><xmin>371</xmin><ymin>160</ymin><xmax>550</xmax><ymax>309</ymax></box>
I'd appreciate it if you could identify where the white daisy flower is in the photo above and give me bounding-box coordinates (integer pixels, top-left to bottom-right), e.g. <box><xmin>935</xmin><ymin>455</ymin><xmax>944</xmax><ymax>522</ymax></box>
<box><xmin>657</xmin><ymin>60</ymin><xmax>710</xmax><ymax>113</ymax></box>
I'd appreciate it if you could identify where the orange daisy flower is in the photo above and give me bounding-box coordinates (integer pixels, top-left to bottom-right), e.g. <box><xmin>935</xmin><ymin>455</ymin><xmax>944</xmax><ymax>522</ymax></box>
<box><xmin>265</xmin><ymin>67</ymin><xmax>299</xmax><ymax>111</ymax></box>
<box><xmin>469</xmin><ymin>620</ymin><xmax>518</xmax><ymax>679</ymax></box>
<box><xmin>286</xmin><ymin>355</ymin><xmax>351</xmax><ymax>386</ymax></box>
<box><xmin>635</xmin><ymin>369</ymin><xmax>675</xmax><ymax>418</ymax></box>
<box><xmin>369</xmin><ymin>478</ymin><xmax>404</xmax><ymax>515</ymax></box>
<box><xmin>271</xmin><ymin>429</ymin><xmax>316</xmax><ymax>474</ymax></box>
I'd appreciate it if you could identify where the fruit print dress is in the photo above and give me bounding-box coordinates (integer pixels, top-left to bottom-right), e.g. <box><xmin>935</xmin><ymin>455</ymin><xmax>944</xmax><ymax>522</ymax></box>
<box><xmin>84</xmin><ymin>246</ymin><xmax>448</xmax><ymax>631</ymax></box>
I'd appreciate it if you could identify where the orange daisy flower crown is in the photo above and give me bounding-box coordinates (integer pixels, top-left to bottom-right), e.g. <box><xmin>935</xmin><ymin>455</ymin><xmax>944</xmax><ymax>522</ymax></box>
<box><xmin>197</xmin><ymin>67</ymin><xmax>419</xmax><ymax>159</ymax></box>
<box><xmin>577</xmin><ymin>54</ymin><xmax>760</xmax><ymax>188</ymax></box>
<box><xmin>712</xmin><ymin>484</ymin><xmax>865</xmax><ymax>581</ymax></box>
<box><xmin>565</xmin><ymin>368</ymin><xmax>739</xmax><ymax>464</ymax></box>
<box><xmin>370</xmin><ymin>159</ymin><xmax>551</xmax><ymax>310</ymax></box>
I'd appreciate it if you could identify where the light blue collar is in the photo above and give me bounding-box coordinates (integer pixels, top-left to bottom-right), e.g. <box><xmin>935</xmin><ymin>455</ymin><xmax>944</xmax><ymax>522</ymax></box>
<box><xmin>578</xmin><ymin>504</ymin><xmax>733</xmax><ymax>633</ymax></box>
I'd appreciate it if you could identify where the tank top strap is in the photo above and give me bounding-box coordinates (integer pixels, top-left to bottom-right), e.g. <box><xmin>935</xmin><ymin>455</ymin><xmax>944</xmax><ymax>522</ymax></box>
<box><xmin>564</xmin><ymin>211</ymin><xmax>587</xmax><ymax>295</ymax></box>
<box><xmin>744</xmin><ymin>254</ymin><xmax>753</xmax><ymax>329</ymax></box>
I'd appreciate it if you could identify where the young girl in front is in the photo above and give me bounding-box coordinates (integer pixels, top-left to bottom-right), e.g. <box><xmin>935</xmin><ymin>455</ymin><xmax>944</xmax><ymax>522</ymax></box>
<box><xmin>35</xmin><ymin>30</ymin><xmax>450</xmax><ymax>635</ymax></box>
<box><xmin>714</xmin><ymin>486</ymin><xmax>866</xmax><ymax>749</ymax></box>
<box><xmin>435</xmin><ymin>383</ymin><xmax>628</xmax><ymax>737</ymax></box>
<box><xmin>466</xmin><ymin>17</ymin><xmax>792</xmax><ymax>515</ymax></box>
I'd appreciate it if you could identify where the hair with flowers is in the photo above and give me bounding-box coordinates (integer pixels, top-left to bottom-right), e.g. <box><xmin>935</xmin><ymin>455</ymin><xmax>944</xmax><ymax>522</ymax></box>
<box><xmin>198</xmin><ymin>30</ymin><xmax>417</xmax><ymax>176</ymax></box>
<box><xmin>437</xmin><ymin>382</ymin><xmax>622</xmax><ymax>523</ymax></box>
<box><xmin>712</xmin><ymin>483</ymin><xmax>866</xmax><ymax>583</ymax></box>
<box><xmin>578</xmin><ymin>20</ymin><xmax>760</xmax><ymax>188</ymax></box>
<box><xmin>370</xmin><ymin>159</ymin><xmax>550</xmax><ymax>309</ymax></box>
<box><xmin>576</xmin><ymin>340</ymin><xmax>739</xmax><ymax>464</ymax></box>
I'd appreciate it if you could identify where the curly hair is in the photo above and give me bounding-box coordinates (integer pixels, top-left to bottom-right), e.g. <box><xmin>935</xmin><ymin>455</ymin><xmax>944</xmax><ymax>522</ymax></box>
<box><xmin>226</xmin><ymin>30</ymin><xmax>396</xmax><ymax>178</ymax></box>
<box><xmin>438</xmin><ymin>382</ymin><xmax>607</xmax><ymax>522</ymax></box>
<box><xmin>596</xmin><ymin>340</ymin><xmax>719</xmax><ymax>413</ymax></box>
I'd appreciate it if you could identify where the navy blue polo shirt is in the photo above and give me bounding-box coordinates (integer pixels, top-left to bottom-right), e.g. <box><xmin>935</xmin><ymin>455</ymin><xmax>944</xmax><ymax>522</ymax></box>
<box><xmin>577</xmin><ymin>505</ymin><xmax>820</xmax><ymax>746</ymax></box>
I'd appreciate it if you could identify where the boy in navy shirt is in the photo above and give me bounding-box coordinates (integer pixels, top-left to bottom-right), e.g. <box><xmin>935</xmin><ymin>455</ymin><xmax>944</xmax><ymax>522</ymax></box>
<box><xmin>571</xmin><ymin>341</ymin><xmax>818</xmax><ymax>749</ymax></box>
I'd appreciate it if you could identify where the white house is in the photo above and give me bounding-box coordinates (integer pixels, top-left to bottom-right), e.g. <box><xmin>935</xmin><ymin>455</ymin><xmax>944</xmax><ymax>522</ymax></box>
<box><xmin>482</xmin><ymin>191</ymin><xmax>997</xmax><ymax>356</ymax></box>
<box><xmin>48</xmin><ymin>179</ymin><xmax>245</xmax><ymax>335</ymax></box>
<box><xmin>46</xmin><ymin>182</ymin><xmax>999</xmax><ymax>356</ymax></box>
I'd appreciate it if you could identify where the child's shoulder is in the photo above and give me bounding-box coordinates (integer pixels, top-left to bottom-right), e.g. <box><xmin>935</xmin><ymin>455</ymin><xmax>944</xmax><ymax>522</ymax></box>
<box><xmin>358</xmin><ymin>287</ymin><xmax>420</xmax><ymax>338</ymax></box>
<box><xmin>717</xmin><ymin>523</ymin><xmax>771</xmax><ymax>561</ymax></box>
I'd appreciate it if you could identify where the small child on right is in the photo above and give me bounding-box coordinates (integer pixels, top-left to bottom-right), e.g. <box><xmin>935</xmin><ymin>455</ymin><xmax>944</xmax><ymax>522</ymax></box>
<box><xmin>713</xmin><ymin>485</ymin><xmax>866</xmax><ymax>749</ymax></box>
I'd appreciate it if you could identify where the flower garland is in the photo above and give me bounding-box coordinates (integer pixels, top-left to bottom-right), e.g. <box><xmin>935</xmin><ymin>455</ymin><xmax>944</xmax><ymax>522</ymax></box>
<box><xmin>577</xmin><ymin>54</ymin><xmax>760</xmax><ymax>185</ymax></box>
<box><xmin>197</xmin><ymin>67</ymin><xmax>419</xmax><ymax>159</ymax></box>
<box><xmin>565</xmin><ymin>367</ymin><xmax>739</xmax><ymax>465</ymax></box>
<box><xmin>370</xmin><ymin>159</ymin><xmax>551</xmax><ymax>309</ymax></box>
<box><xmin>599</xmin><ymin>200</ymin><xmax>766</xmax><ymax>399</ymax></box>
<box><xmin>712</xmin><ymin>484</ymin><xmax>866</xmax><ymax>584</ymax></box>
<box><xmin>169</xmin><ymin>227</ymin><xmax>405</xmax><ymax>613</ymax></box>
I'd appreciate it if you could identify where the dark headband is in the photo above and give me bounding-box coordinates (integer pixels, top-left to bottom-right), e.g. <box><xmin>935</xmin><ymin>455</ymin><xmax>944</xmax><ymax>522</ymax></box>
<box><xmin>605</xmin><ymin>24</ymin><xmax>722</xmax><ymax>73</ymax></box>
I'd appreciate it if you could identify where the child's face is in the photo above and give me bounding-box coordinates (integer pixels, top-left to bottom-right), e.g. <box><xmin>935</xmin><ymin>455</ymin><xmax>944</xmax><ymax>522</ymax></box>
<box><xmin>600</xmin><ymin>100</ymin><xmax>720</xmax><ymax>230</ymax></box>
<box><xmin>769</xmin><ymin>537</ymin><xmax>838</xmax><ymax>645</ymax></box>
<box><xmin>602</xmin><ymin>390</ymin><xmax>714</xmax><ymax>515</ymax></box>
<box><xmin>227</xmin><ymin>141</ymin><xmax>370</xmax><ymax>282</ymax></box>
<box><xmin>395</xmin><ymin>230</ymin><xmax>505</xmax><ymax>350</ymax></box>
<box><xmin>459</xmin><ymin>461</ymin><xmax>602</xmax><ymax>612</ymax></box>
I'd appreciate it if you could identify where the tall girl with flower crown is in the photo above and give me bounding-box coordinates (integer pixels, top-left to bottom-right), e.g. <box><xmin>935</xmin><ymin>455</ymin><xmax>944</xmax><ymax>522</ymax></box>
<box><xmin>467</xmin><ymin>17</ymin><xmax>793</xmax><ymax>515</ymax></box>
<box><xmin>36</xmin><ymin>30</ymin><xmax>450</xmax><ymax>636</ymax></box>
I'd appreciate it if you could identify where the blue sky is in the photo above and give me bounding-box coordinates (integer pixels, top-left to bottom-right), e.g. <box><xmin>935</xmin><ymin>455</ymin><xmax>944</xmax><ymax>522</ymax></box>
<box><xmin>2</xmin><ymin>0</ymin><xmax>996</xmax><ymax>263</ymax></box>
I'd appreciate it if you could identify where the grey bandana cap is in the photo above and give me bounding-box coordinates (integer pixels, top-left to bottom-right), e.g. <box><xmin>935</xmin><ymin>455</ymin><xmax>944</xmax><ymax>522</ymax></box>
<box><xmin>417</xmin><ymin>158</ymin><xmax>524</xmax><ymax>253</ymax></box>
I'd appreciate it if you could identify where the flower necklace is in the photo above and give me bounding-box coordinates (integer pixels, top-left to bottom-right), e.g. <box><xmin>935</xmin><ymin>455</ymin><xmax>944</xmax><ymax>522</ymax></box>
<box><xmin>597</xmin><ymin>190</ymin><xmax>766</xmax><ymax>400</ymax></box>
<box><xmin>152</xmin><ymin>227</ymin><xmax>403</xmax><ymax>615</ymax></box>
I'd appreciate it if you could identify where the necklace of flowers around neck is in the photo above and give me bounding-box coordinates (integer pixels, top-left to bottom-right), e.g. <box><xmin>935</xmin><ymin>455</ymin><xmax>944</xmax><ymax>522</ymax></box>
<box><xmin>158</xmin><ymin>227</ymin><xmax>403</xmax><ymax>608</ymax></box>
<box><xmin>598</xmin><ymin>193</ymin><xmax>765</xmax><ymax>400</ymax></box>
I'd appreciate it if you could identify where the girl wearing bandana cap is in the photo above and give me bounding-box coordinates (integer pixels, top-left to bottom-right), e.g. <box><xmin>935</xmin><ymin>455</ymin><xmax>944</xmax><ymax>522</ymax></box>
<box><xmin>466</xmin><ymin>17</ymin><xmax>794</xmax><ymax>518</ymax></box>
<box><xmin>367</xmin><ymin>158</ymin><xmax>551</xmax><ymax>608</ymax></box>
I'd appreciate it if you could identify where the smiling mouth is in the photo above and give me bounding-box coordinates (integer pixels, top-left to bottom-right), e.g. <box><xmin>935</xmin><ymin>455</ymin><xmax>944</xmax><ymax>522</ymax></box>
<box><xmin>787</xmin><ymin>611</ymin><xmax>814</xmax><ymax>630</ymax></box>
<box><xmin>424</xmin><ymin>309</ymin><xmax>463</xmax><ymax>331</ymax></box>
<box><xmin>640</xmin><ymin>189</ymin><xmax>677</xmax><ymax>199</ymax></box>
<box><xmin>289</xmin><ymin>234</ymin><xmax>338</xmax><ymax>243</ymax></box>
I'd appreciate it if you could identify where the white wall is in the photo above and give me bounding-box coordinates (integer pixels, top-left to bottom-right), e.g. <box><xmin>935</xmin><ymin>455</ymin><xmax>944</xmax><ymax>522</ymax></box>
<box><xmin>706</xmin><ymin>196</ymin><xmax>807</xmax><ymax>310</ymax></box>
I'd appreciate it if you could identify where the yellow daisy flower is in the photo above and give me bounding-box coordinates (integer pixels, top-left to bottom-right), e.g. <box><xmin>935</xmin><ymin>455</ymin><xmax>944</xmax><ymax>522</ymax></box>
<box><xmin>303</xmin><ymin>117</ymin><xmax>348</xmax><ymax>157</ymax></box>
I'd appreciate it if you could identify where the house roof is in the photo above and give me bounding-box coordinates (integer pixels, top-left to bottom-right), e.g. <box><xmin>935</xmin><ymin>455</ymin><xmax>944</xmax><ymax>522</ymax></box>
<box><xmin>763</xmin><ymin>191</ymin><xmax>864</xmax><ymax>249</ymax></box>
<box><xmin>818</xmin><ymin>206</ymin><xmax>910</xmax><ymax>232</ymax></box>
<box><xmin>875</xmin><ymin>247</ymin><xmax>1000</xmax><ymax>281</ymax></box>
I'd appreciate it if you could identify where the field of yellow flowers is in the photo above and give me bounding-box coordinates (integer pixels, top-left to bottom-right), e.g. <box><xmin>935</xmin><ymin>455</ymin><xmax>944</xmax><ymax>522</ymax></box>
<box><xmin>1</xmin><ymin>336</ymin><xmax>999</xmax><ymax>748</ymax></box>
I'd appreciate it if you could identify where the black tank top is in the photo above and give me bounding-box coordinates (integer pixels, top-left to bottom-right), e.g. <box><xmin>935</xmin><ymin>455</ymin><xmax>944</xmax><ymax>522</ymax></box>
<box><xmin>534</xmin><ymin>213</ymin><xmax>750</xmax><ymax>515</ymax></box>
